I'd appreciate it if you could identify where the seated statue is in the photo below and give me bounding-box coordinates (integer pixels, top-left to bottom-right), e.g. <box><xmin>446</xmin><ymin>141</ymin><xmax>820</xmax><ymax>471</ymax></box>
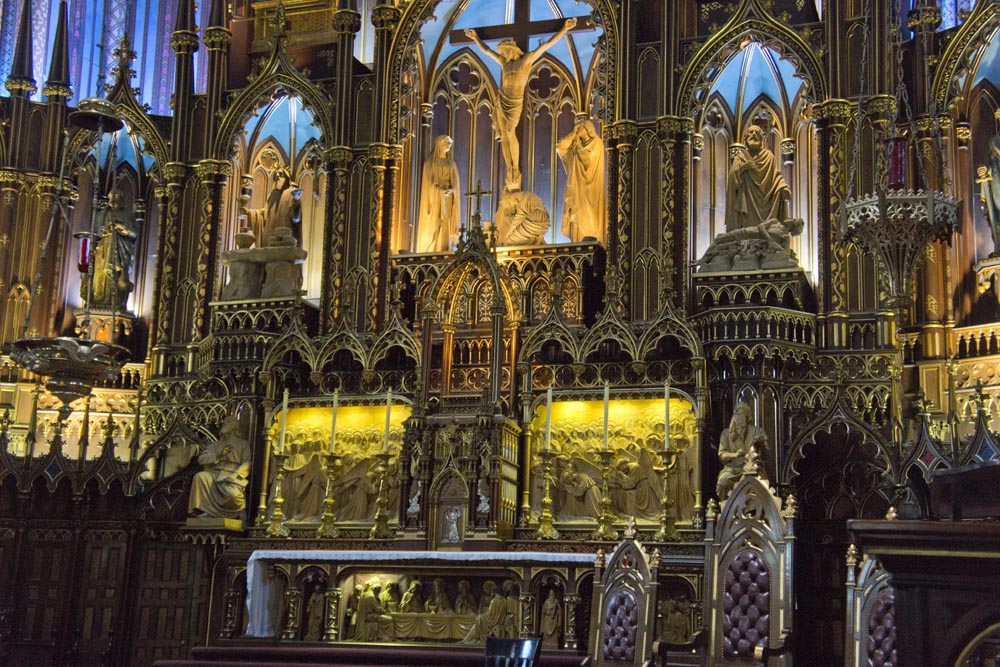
<box><xmin>716</xmin><ymin>401</ymin><xmax>767</xmax><ymax>500</ymax></box>
<box><xmin>188</xmin><ymin>415</ymin><xmax>252</xmax><ymax>519</ymax></box>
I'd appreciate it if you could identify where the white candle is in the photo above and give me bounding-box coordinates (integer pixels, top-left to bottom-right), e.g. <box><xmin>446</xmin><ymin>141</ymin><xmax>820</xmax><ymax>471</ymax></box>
<box><xmin>603</xmin><ymin>381</ymin><xmax>610</xmax><ymax>450</ymax></box>
<box><xmin>329</xmin><ymin>389</ymin><xmax>339</xmax><ymax>454</ymax></box>
<box><xmin>278</xmin><ymin>388</ymin><xmax>289</xmax><ymax>454</ymax></box>
<box><xmin>664</xmin><ymin>382</ymin><xmax>671</xmax><ymax>451</ymax></box>
<box><xmin>544</xmin><ymin>386</ymin><xmax>553</xmax><ymax>451</ymax></box>
<box><xmin>383</xmin><ymin>387</ymin><xmax>392</xmax><ymax>453</ymax></box>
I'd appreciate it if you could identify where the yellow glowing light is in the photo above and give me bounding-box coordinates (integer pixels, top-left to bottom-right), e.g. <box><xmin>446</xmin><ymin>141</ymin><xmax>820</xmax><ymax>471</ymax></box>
<box><xmin>529</xmin><ymin>397</ymin><xmax>695</xmax><ymax>452</ymax></box>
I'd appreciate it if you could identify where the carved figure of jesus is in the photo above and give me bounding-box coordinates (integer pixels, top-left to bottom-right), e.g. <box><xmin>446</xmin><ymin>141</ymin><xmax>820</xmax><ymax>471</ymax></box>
<box><xmin>465</xmin><ymin>18</ymin><xmax>577</xmax><ymax>192</ymax></box>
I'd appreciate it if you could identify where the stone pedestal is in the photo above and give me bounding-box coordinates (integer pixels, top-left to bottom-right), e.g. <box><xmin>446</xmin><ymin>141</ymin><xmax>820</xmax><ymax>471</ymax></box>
<box><xmin>220</xmin><ymin>227</ymin><xmax>307</xmax><ymax>300</ymax></box>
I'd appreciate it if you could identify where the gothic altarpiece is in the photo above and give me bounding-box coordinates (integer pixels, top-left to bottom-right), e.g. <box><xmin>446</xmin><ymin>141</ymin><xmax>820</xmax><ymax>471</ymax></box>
<box><xmin>4</xmin><ymin>0</ymin><xmax>1000</xmax><ymax>664</ymax></box>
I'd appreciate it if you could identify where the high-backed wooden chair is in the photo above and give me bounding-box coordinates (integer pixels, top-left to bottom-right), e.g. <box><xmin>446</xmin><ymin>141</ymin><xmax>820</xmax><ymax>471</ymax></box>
<box><xmin>588</xmin><ymin>531</ymin><xmax>660</xmax><ymax>667</ymax></box>
<box><xmin>844</xmin><ymin>547</ymin><xmax>896</xmax><ymax>667</ymax></box>
<box><xmin>485</xmin><ymin>636</ymin><xmax>541</xmax><ymax>667</ymax></box>
<box><xmin>706</xmin><ymin>455</ymin><xmax>794</xmax><ymax>666</ymax></box>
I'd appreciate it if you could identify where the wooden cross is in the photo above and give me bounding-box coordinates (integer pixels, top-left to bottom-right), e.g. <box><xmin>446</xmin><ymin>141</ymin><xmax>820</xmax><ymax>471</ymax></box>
<box><xmin>449</xmin><ymin>0</ymin><xmax>595</xmax><ymax>52</ymax></box>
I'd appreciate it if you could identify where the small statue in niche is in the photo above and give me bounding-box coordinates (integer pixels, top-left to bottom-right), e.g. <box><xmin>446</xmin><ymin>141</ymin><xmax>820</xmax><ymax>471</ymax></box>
<box><xmin>716</xmin><ymin>401</ymin><xmax>767</xmax><ymax>500</ymax></box>
<box><xmin>443</xmin><ymin>505</ymin><xmax>462</xmax><ymax>544</ymax></box>
<box><xmin>303</xmin><ymin>584</ymin><xmax>326</xmax><ymax>641</ymax></box>
<box><xmin>978</xmin><ymin>113</ymin><xmax>1000</xmax><ymax>257</ymax></box>
<box><xmin>557</xmin><ymin>119</ymin><xmax>606</xmax><ymax>244</ymax></box>
<box><xmin>540</xmin><ymin>589</ymin><xmax>563</xmax><ymax>648</ymax></box>
<box><xmin>84</xmin><ymin>191</ymin><xmax>137</xmax><ymax>309</ymax></box>
<box><xmin>725</xmin><ymin>125</ymin><xmax>790</xmax><ymax>232</ymax></box>
<box><xmin>660</xmin><ymin>594</ymin><xmax>692</xmax><ymax>644</ymax></box>
<box><xmin>453</xmin><ymin>580</ymin><xmax>477</xmax><ymax>615</ymax></box>
<box><xmin>416</xmin><ymin>135</ymin><xmax>462</xmax><ymax>253</ymax></box>
<box><xmin>265</xmin><ymin>167</ymin><xmax>304</xmax><ymax>245</ymax></box>
<box><xmin>188</xmin><ymin>415</ymin><xmax>252</xmax><ymax>519</ymax></box>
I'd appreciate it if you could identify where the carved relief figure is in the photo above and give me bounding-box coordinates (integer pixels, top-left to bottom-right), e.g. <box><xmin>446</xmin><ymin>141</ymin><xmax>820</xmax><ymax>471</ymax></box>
<box><xmin>84</xmin><ymin>191</ymin><xmax>137</xmax><ymax>309</ymax></box>
<box><xmin>501</xmin><ymin>580</ymin><xmax>519</xmax><ymax>638</ymax></box>
<box><xmin>695</xmin><ymin>216</ymin><xmax>804</xmax><ymax>272</ymax></box>
<box><xmin>557</xmin><ymin>119</ymin><xmax>606</xmax><ymax>244</ymax></box>
<box><xmin>540</xmin><ymin>589</ymin><xmax>562</xmax><ymax>648</ymax></box>
<box><xmin>454</xmin><ymin>580</ymin><xmax>477</xmax><ymax>615</ymax></box>
<box><xmin>416</xmin><ymin>135</ymin><xmax>462</xmax><ymax>253</ymax></box>
<box><xmin>425</xmin><ymin>578</ymin><xmax>454</xmax><ymax>614</ymax></box>
<box><xmin>355</xmin><ymin>579</ymin><xmax>391</xmax><ymax>641</ymax></box>
<box><xmin>465</xmin><ymin>18</ymin><xmax>577</xmax><ymax>191</ymax></box>
<box><xmin>400</xmin><ymin>580</ymin><xmax>424</xmax><ymax>613</ymax></box>
<box><xmin>379</xmin><ymin>581</ymin><xmax>401</xmax><ymax>613</ymax></box>
<box><xmin>188</xmin><ymin>415</ymin><xmax>251</xmax><ymax>519</ymax></box>
<box><xmin>979</xmin><ymin>118</ymin><xmax>1000</xmax><ymax>257</ymax></box>
<box><xmin>275</xmin><ymin>443</ymin><xmax>325</xmax><ymax>521</ymax></box>
<box><xmin>463</xmin><ymin>582</ymin><xmax>508</xmax><ymax>643</ymax></box>
<box><xmin>558</xmin><ymin>457</ymin><xmax>601</xmax><ymax>520</ymax></box>
<box><xmin>344</xmin><ymin>585</ymin><xmax>362</xmax><ymax>639</ymax></box>
<box><xmin>716</xmin><ymin>401</ymin><xmax>767</xmax><ymax>500</ymax></box>
<box><xmin>725</xmin><ymin>125</ymin><xmax>790</xmax><ymax>232</ymax></box>
<box><xmin>610</xmin><ymin>450</ymin><xmax>660</xmax><ymax>520</ymax></box>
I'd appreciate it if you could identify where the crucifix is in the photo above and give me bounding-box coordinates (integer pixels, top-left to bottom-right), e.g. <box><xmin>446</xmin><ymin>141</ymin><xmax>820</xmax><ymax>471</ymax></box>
<box><xmin>451</xmin><ymin>3</ymin><xmax>595</xmax><ymax>192</ymax></box>
<box><xmin>465</xmin><ymin>179</ymin><xmax>493</xmax><ymax>226</ymax></box>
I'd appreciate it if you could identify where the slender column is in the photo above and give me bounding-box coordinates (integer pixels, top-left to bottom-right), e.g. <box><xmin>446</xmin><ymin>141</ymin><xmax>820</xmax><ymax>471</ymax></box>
<box><xmin>152</xmin><ymin>166</ymin><xmax>187</xmax><ymax>362</ymax></box>
<box><xmin>192</xmin><ymin>160</ymin><xmax>230</xmax><ymax>342</ymax></box>
<box><xmin>332</xmin><ymin>8</ymin><xmax>361</xmax><ymax>145</ymax></box>
<box><xmin>367</xmin><ymin>143</ymin><xmax>402</xmax><ymax>331</ymax></box>
<box><xmin>371</xmin><ymin>3</ymin><xmax>401</xmax><ymax>143</ymax></box>
<box><xmin>202</xmin><ymin>0</ymin><xmax>232</xmax><ymax>155</ymax></box>
<box><xmin>656</xmin><ymin>116</ymin><xmax>694</xmax><ymax>308</ymax></box>
<box><xmin>814</xmin><ymin>99</ymin><xmax>852</xmax><ymax>348</ymax></box>
<box><xmin>440</xmin><ymin>323</ymin><xmax>455</xmax><ymax>396</ymax></box>
<box><xmin>608</xmin><ymin>120</ymin><xmax>637</xmax><ymax>314</ymax></box>
<box><xmin>490</xmin><ymin>297</ymin><xmax>505</xmax><ymax>407</ymax></box>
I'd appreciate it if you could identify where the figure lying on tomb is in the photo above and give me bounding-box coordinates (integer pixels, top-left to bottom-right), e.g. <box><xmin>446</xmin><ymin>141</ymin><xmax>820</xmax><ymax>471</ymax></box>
<box><xmin>694</xmin><ymin>216</ymin><xmax>804</xmax><ymax>273</ymax></box>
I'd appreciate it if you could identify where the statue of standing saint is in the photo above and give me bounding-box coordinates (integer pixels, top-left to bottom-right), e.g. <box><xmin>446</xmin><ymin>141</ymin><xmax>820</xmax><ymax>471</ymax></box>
<box><xmin>557</xmin><ymin>119</ymin><xmax>606</xmax><ymax>244</ymax></box>
<box><xmin>978</xmin><ymin>112</ymin><xmax>1000</xmax><ymax>257</ymax></box>
<box><xmin>465</xmin><ymin>18</ymin><xmax>577</xmax><ymax>192</ymax></box>
<box><xmin>725</xmin><ymin>125</ymin><xmax>790</xmax><ymax>232</ymax></box>
<box><xmin>84</xmin><ymin>191</ymin><xmax>137</xmax><ymax>310</ymax></box>
<box><xmin>416</xmin><ymin>135</ymin><xmax>462</xmax><ymax>252</ymax></box>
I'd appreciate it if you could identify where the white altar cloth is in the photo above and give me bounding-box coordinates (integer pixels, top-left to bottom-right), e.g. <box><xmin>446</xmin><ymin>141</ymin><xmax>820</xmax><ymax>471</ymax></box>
<box><xmin>246</xmin><ymin>549</ymin><xmax>597</xmax><ymax>637</ymax></box>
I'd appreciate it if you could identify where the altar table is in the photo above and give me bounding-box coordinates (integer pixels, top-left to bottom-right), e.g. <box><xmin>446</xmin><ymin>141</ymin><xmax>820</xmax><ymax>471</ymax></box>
<box><xmin>246</xmin><ymin>549</ymin><xmax>596</xmax><ymax>638</ymax></box>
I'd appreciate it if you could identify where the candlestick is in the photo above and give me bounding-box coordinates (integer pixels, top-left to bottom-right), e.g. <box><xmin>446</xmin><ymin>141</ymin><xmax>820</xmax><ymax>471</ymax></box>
<box><xmin>329</xmin><ymin>389</ymin><xmax>339</xmax><ymax>454</ymax></box>
<box><xmin>278</xmin><ymin>388</ymin><xmax>289</xmax><ymax>454</ymax></box>
<box><xmin>544</xmin><ymin>386</ymin><xmax>553</xmax><ymax>451</ymax></box>
<box><xmin>664</xmin><ymin>382</ymin><xmax>671</xmax><ymax>451</ymax></box>
<box><xmin>603</xmin><ymin>381</ymin><xmax>609</xmax><ymax>450</ymax></box>
<box><xmin>383</xmin><ymin>387</ymin><xmax>392</xmax><ymax>453</ymax></box>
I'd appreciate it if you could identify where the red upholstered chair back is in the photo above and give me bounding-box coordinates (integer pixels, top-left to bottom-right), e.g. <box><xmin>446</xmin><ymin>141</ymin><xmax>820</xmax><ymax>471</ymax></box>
<box><xmin>588</xmin><ymin>537</ymin><xmax>659</xmax><ymax>667</ymax></box>
<box><xmin>707</xmin><ymin>464</ymin><xmax>794</xmax><ymax>665</ymax></box>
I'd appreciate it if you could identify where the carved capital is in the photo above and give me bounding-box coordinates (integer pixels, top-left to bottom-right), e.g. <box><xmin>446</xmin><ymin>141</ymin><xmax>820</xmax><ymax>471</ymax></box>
<box><xmin>368</xmin><ymin>142</ymin><xmax>403</xmax><ymax>161</ymax></box>
<box><xmin>196</xmin><ymin>158</ymin><xmax>232</xmax><ymax>184</ymax></box>
<box><xmin>203</xmin><ymin>26</ymin><xmax>232</xmax><ymax>50</ymax></box>
<box><xmin>170</xmin><ymin>30</ymin><xmax>200</xmax><ymax>54</ymax></box>
<box><xmin>371</xmin><ymin>5</ymin><xmax>401</xmax><ymax>30</ymax></box>
<box><xmin>656</xmin><ymin>115</ymin><xmax>694</xmax><ymax>142</ymax></box>
<box><xmin>861</xmin><ymin>94</ymin><xmax>895</xmax><ymax>124</ymax></box>
<box><xmin>607</xmin><ymin>119</ymin><xmax>638</xmax><ymax>144</ymax></box>
<box><xmin>813</xmin><ymin>98</ymin><xmax>852</xmax><ymax>126</ymax></box>
<box><xmin>42</xmin><ymin>83</ymin><xmax>72</xmax><ymax>98</ymax></box>
<box><xmin>332</xmin><ymin>9</ymin><xmax>362</xmax><ymax>34</ymax></box>
<box><xmin>955</xmin><ymin>122</ymin><xmax>971</xmax><ymax>146</ymax></box>
<box><xmin>163</xmin><ymin>162</ymin><xmax>190</xmax><ymax>184</ymax></box>
<box><xmin>324</xmin><ymin>145</ymin><xmax>353</xmax><ymax>167</ymax></box>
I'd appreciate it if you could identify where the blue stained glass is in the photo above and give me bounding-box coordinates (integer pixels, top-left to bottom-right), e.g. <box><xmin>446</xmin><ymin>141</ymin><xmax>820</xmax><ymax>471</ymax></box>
<box><xmin>452</xmin><ymin>0</ymin><xmax>504</xmax><ymax>29</ymax></box>
<box><xmin>973</xmin><ymin>28</ymin><xmax>1000</xmax><ymax>87</ymax></box>
<box><xmin>707</xmin><ymin>43</ymin><xmax>803</xmax><ymax>116</ymax></box>
<box><xmin>711</xmin><ymin>49</ymin><xmax>745</xmax><ymax>110</ymax></box>
<box><xmin>256</xmin><ymin>97</ymin><xmax>292</xmax><ymax>147</ymax></box>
